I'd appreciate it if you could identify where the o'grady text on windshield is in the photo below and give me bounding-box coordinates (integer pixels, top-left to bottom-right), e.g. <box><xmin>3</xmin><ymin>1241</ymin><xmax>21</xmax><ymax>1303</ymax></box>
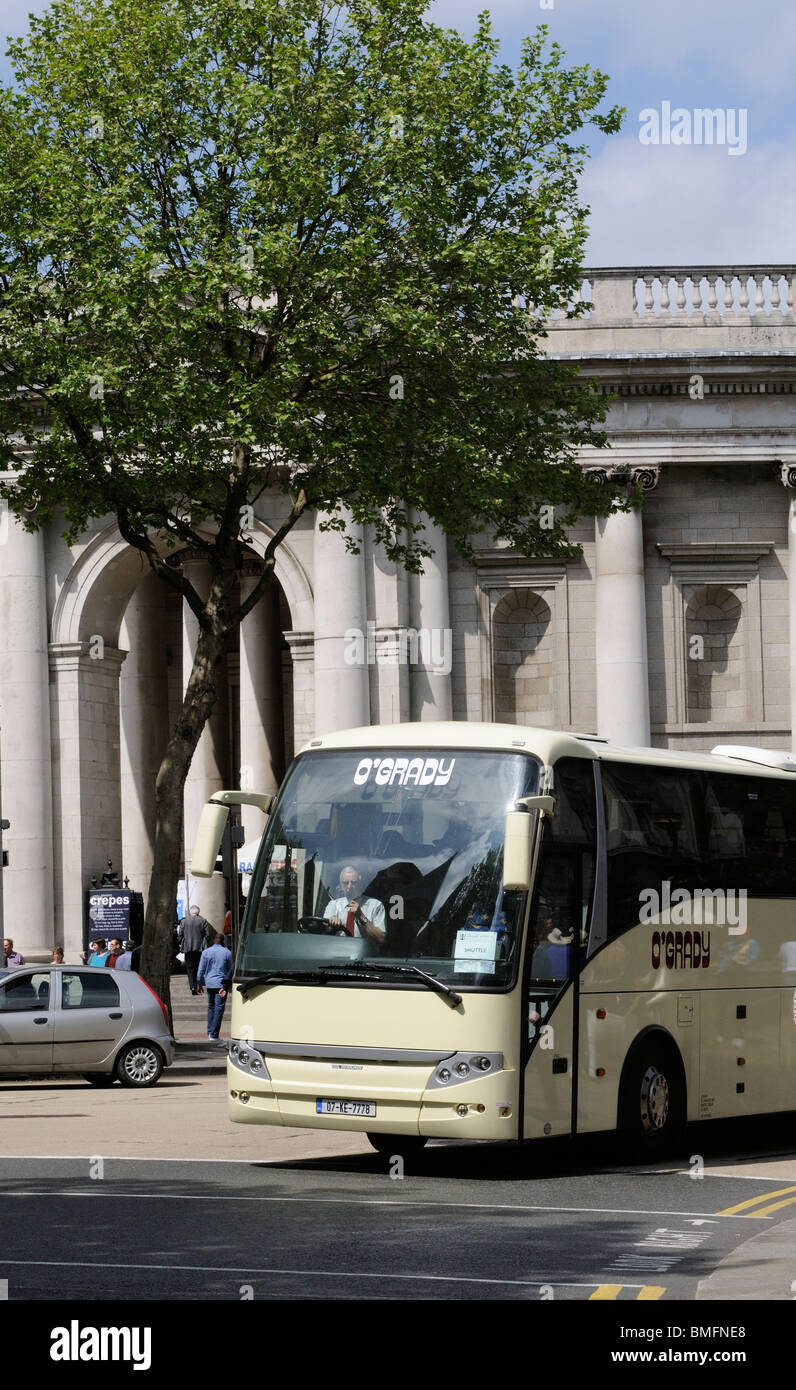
<box><xmin>353</xmin><ymin>756</ymin><xmax>456</xmax><ymax>787</ymax></box>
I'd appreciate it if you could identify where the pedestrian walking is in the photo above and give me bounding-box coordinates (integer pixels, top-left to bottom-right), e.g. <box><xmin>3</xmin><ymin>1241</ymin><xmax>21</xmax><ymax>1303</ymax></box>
<box><xmin>177</xmin><ymin>905</ymin><xmax>212</xmax><ymax>994</ymax></box>
<box><xmin>196</xmin><ymin>933</ymin><xmax>233</xmax><ymax>1041</ymax></box>
<box><xmin>3</xmin><ymin>938</ymin><xmax>25</xmax><ymax>966</ymax></box>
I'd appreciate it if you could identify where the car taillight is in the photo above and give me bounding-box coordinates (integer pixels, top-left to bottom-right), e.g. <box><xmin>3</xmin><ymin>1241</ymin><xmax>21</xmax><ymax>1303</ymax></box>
<box><xmin>141</xmin><ymin>978</ymin><xmax>170</xmax><ymax>1031</ymax></box>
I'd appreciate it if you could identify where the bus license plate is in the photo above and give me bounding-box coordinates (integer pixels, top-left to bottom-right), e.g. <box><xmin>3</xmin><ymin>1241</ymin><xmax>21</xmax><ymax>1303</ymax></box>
<box><xmin>316</xmin><ymin>1098</ymin><xmax>377</xmax><ymax>1117</ymax></box>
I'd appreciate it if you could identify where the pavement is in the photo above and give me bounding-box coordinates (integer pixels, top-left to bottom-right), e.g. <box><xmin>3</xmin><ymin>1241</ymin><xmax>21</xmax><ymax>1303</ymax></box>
<box><xmin>696</xmin><ymin>1216</ymin><xmax>796</xmax><ymax>1301</ymax></box>
<box><xmin>170</xmin><ymin>971</ymin><xmax>233</xmax><ymax>1074</ymax></box>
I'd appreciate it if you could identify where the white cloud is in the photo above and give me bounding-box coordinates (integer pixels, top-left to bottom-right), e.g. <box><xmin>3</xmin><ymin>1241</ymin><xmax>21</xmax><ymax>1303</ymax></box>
<box><xmin>428</xmin><ymin>0</ymin><xmax>796</xmax><ymax>98</ymax></box>
<box><xmin>580</xmin><ymin>133</ymin><xmax>796</xmax><ymax>266</ymax></box>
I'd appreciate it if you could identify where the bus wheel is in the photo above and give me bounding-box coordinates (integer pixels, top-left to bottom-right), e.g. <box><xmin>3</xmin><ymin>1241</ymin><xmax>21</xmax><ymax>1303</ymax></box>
<box><xmin>620</xmin><ymin>1043</ymin><xmax>684</xmax><ymax>1160</ymax></box>
<box><xmin>366</xmin><ymin>1133</ymin><xmax>428</xmax><ymax>1160</ymax></box>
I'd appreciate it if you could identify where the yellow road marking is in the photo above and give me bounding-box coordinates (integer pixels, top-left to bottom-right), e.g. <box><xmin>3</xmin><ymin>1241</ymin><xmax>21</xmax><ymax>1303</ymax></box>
<box><xmin>746</xmin><ymin>1195</ymin><xmax>796</xmax><ymax>1219</ymax></box>
<box><xmin>636</xmin><ymin>1286</ymin><xmax>666</xmax><ymax>1300</ymax></box>
<box><xmin>589</xmin><ymin>1284</ymin><xmax>623</xmax><ymax>1299</ymax></box>
<box><xmin>717</xmin><ymin>1183</ymin><xmax>796</xmax><ymax>1216</ymax></box>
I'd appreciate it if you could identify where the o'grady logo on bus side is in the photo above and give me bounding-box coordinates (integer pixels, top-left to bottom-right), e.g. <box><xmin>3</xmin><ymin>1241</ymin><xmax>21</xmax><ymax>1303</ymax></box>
<box><xmin>639</xmin><ymin>881</ymin><xmax>747</xmax><ymax>971</ymax></box>
<box><xmin>354</xmin><ymin>756</ymin><xmax>456</xmax><ymax>787</ymax></box>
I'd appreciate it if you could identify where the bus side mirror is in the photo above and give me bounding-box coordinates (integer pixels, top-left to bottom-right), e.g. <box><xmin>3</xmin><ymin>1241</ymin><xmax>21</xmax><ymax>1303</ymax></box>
<box><xmin>191</xmin><ymin>790</ymin><xmax>273</xmax><ymax>877</ymax></box>
<box><xmin>191</xmin><ymin>803</ymin><xmax>230</xmax><ymax>877</ymax></box>
<box><xmin>503</xmin><ymin>810</ymin><xmax>536</xmax><ymax>891</ymax></box>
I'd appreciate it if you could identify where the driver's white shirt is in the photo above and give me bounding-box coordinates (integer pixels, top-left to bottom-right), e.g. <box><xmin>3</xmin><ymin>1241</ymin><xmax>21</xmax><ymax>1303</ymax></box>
<box><xmin>323</xmin><ymin>895</ymin><xmax>386</xmax><ymax>936</ymax></box>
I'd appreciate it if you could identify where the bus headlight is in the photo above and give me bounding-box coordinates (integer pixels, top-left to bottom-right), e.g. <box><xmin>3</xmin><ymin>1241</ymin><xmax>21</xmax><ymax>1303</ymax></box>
<box><xmin>428</xmin><ymin>1052</ymin><xmax>503</xmax><ymax>1089</ymax></box>
<box><xmin>228</xmin><ymin>1041</ymin><xmax>271</xmax><ymax>1081</ymax></box>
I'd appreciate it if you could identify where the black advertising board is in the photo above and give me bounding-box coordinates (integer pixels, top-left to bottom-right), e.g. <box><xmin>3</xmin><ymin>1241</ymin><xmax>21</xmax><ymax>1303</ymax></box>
<box><xmin>85</xmin><ymin>888</ymin><xmax>132</xmax><ymax>950</ymax></box>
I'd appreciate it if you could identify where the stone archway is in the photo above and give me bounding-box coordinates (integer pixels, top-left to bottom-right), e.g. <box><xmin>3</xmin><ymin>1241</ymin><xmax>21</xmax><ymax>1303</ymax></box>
<box><xmin>48</xmin><ymin>518</ymin><xmax>314</xmax><ymax>945</ymax></box>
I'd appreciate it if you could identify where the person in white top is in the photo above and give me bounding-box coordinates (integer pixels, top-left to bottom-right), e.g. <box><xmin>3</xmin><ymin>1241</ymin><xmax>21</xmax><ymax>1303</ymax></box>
<box><xmin>323</xmin><ymin>866</ymin><xmax>386</xmax><ymax>944</ymax></box>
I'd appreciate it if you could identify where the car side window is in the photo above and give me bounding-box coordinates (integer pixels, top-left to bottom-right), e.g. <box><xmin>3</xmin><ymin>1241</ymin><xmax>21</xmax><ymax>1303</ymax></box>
<box><xmin>62</xmin><ymin>972</ymin><xmax>120</xmax><ymax>1009</ymax></box>
<box><xmin>0</xmin><ymin>973</ymin><xmax>52</xmax><ymax>1012</ymax></box>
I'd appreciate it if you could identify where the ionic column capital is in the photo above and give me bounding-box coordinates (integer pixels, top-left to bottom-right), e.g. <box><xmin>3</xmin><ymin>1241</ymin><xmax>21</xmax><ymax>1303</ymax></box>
<box><xmin>587</xmin><ymin>464</ymin><xmax>660</xmax><ymax>491</ymax></box>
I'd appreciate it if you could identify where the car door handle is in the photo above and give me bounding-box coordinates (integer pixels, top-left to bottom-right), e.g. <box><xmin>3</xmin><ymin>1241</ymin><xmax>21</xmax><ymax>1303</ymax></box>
<box><xmin>33</xmin><ymin>1017</ymin><xmax>49</xmax><ymax>1025</ymax></box>
<box><xmin>108</xmin><ymin>1012</ymin><xmax>123</xmax><ymax>1019</ymax></box>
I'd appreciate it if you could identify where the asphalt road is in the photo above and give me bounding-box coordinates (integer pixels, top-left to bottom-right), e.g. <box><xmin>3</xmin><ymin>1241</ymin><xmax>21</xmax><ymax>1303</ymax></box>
<box><xmin>1</xmin><ymin>1076</ymin><xmax>796</xmax><ymax>1305</ymax></box>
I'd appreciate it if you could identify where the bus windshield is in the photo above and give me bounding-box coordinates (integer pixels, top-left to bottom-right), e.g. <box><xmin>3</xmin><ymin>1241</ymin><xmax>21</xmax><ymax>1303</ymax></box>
<box><xmin>237</xmin><ymin>748</ymin><xmax>540</xmax><ymax>989</ymax></box>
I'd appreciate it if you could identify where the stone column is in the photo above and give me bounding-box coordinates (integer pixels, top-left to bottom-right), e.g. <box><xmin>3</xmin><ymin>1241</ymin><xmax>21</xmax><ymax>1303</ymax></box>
<box><xmin>285</xmin><ymin>631</ymin><xmax>314</xmax><ymax>753</ymax></box>
<box><xmin>182</xmin><ymin>553</ymin><xmax>228</xmax><ymax>930</ymax></box>
<box><xmin>238</xmin><ymin>567</ymin><xmax>283</xmax><ymax>845</ymax></box>
<box><xmin>119</xmin><ymin>571</ymin><xmax>170</xmax><ymax>901</ymax></box>
<box><xmin>313</xmin><ymin>510</ymin><xmax>369</xmax><ymax>735</ymax></box>
<box><xmin>781</xmin><ymin>466</ymin><xmax>796</xmax><ymax>748</ymax></box>
<box><xmin>49</xmin><ymin>640</ymin><xmax>126</xmax><ymax>959</ymax></box>
<box><xmin>408</xmin><ymin>510</ymin><xmax>453</xmax><ymax>721</ymax></box>
<box><xmin>367</xmin><ymin>521</ymin><xmax>411</xmax><ymax>725</ymax></box>
<box><xmin>593</xmin><ymin>468</ymin><xmax>658</xmax><ymax>746</ymax></box>
<box><xmin>0</xmin><ymin>510</ymin><xmax>54</xmax><ymax>955</ymax></box>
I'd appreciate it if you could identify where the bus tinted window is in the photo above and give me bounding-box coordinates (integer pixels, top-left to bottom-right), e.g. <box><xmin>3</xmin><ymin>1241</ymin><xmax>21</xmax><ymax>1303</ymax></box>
<box><xmin>529</xmin><ymin>758</ymin><xmax>597</xmax><ymax>981</ymax></box>
<box><xmin>706</xmin><ymin>772</ymin><xmax>796</xmax><ymax>896</ymax></box>
<box><xmin>602</xmin><ymin>762</ymin><xmax>796</xmax><ymax>936</ymax></box>
<box><xmin>602</xmin><ymin>763</ymin><xmax>706</xmax><ymax>937</ymax></box>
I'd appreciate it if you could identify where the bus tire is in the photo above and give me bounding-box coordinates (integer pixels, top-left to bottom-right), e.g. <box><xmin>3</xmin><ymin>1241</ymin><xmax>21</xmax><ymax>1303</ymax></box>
<box><xmin>366</xmin><ymin>1133</ymin><xmax>428</xmax><ymax>1161</ymax></box>
<box><xmin>619</xmin><ymin>1037</ymin><xmax>685</xmax><ymax>1160</ymax></box>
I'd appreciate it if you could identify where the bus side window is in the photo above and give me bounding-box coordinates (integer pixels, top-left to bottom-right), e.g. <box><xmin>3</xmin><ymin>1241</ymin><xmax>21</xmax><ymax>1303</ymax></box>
<box><xmin>601</xmin><ymin>763</ymin><xmax>704</xmax><ymax>937</ymax></box>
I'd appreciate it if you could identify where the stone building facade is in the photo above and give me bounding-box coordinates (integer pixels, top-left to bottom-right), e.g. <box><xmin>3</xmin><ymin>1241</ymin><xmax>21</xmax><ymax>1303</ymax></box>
<box><xmin>1</xmin><ymin>264</ymin><xmax>795</xmax><ymax>959</ymax></box>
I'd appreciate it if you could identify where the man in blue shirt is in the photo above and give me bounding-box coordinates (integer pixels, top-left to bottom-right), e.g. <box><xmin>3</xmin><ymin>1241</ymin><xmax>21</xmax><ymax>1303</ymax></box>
<box><xmin>196</xmin><ymin>933</ymin><xmax>234</xmax><ymax>1041</ymax></box>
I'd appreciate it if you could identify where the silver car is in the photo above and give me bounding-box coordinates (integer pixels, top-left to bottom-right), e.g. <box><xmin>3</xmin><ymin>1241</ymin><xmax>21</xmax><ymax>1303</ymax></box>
<box><xmin>0</xmin><ymin>965</ymin><xmax>175</xmax><ymax>1087</ymax></box>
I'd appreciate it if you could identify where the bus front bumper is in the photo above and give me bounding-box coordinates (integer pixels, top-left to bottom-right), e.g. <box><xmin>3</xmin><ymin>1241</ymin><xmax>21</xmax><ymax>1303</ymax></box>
<box><xmin>226</xmin><ymin>1043</ymin><xmax>519</xmax><ymax>1141</ymax></box>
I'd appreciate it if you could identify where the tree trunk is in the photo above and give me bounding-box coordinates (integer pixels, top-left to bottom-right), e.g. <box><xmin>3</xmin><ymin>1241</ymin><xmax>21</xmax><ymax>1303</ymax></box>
<box><xmin>140</xmin><ymin>614</ymin><xmax>229</xmax><ymax>1023</ymax></box>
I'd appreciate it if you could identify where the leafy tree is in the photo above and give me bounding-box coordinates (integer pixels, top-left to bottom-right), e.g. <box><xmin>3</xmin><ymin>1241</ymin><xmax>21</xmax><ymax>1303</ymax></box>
<box><xmin>0</xmin><ymin>0</ymin><xmax>622</xmax><ymax>1003</ymax></box>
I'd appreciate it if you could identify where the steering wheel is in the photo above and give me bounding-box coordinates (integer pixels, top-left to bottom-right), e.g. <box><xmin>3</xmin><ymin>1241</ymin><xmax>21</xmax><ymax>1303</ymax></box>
<box><xmin>297</xmin><ymin>916</ymin><xmax>343</xmax><ymax>935</ymax></box>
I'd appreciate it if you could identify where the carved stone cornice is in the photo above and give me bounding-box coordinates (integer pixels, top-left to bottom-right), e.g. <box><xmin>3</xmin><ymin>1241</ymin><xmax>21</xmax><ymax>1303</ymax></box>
<box><xmin>657</xmin><ymin>542</ymin><xmax>774</xmax><ymax>564</ymax></box>
<box><xmin>284</xmin><ymin>630</ymin><xmax>314</xmax><ymax>662</ymax></box>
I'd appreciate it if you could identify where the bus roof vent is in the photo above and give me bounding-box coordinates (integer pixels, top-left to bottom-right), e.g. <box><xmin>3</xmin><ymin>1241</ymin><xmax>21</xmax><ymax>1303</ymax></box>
<box><xmin>711</xmin><ymin>744</ymin><xmax>796</xmax><ymax>772</ymax></box>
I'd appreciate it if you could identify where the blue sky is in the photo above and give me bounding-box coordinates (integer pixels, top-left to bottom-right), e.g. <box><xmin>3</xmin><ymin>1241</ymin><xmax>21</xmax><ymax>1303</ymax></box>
<box><xmin>3</xmin><ymin>0</ymin><xmax>794</xmax><ymax>267</ymax></box>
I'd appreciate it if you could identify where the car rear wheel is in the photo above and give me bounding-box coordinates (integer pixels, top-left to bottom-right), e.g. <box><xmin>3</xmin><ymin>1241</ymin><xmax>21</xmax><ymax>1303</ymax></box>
<box><xmin>115</xmin><ymin>1042</ymin><xmax>164</xmax><ymax>1088</ymax></box>
<box><xmin>84</xmin><ymin>1074</ymin><xmax>116</xmax><ymax>1087</ymax></box>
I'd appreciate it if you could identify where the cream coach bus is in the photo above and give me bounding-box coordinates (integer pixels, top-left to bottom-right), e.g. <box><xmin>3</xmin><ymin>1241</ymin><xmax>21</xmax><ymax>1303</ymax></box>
<box><xmin>193</xmin><ymin>724</ymin><xmax>796</xmax><ymax>1157</ymax></box>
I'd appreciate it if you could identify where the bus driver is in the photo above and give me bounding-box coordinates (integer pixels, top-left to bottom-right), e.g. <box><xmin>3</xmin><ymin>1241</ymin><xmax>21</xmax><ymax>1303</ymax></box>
<box><xmin>323</xmin><ymin>866</ymin><xmax>386</xmax><ymax>945</ymax></box>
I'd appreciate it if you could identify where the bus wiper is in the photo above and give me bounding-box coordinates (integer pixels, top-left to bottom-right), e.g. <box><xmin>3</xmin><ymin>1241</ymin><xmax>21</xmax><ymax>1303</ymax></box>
<box><xmin>326</xmin><ymin>960</ymin><xmax>462</xmax><ymax>1007</ymax></box>
<box><xmin>235</xmin><ymin>969</ymin><xmax>385</xmax><ymax>998</ymax></box>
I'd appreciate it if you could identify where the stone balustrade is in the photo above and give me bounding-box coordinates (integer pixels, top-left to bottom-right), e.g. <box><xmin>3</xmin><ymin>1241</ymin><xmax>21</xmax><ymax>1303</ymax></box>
<box><xmin>545</xmin><ymin>266</ymin><xmax>796</xmax><ymax>352</ymax></box>
<box><xmin>571</xmin><ymin>267</ymin><xmax>796</xmax><ymax>323</ymax></box>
